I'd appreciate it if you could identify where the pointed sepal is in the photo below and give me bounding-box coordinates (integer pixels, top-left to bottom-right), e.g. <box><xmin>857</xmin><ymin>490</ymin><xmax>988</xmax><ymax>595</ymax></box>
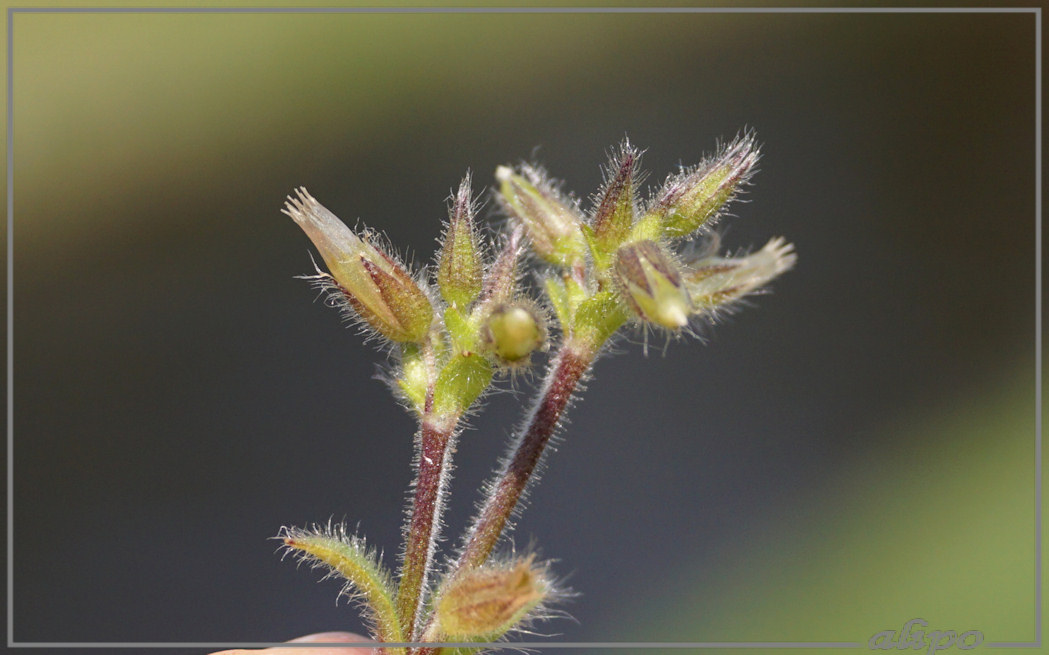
<box><xmin>590</xmin><ymin>140</ymin><xmax>640</xmax><ymax>257</ymax></box>
<box><xmin>438</xmin><ymin>175</ymin><xmax>484</xmax><ymax>309</ymax></box>
<box><xmin>647</xmin><ymin>132</ymin><xmax>759</xmax><ymax>239</ymax></box>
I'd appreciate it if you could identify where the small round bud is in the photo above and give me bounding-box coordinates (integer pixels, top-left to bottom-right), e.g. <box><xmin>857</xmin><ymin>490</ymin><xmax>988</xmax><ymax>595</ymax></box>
<box><xmin>482</xmin><ymin>302</ymin><xmax>546</xmax><ymax>366</ymax></box>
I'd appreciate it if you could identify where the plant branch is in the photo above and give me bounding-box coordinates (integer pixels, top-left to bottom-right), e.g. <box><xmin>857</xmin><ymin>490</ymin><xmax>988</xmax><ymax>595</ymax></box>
<box><xmin>456</xmin><ymin>340</ymin><xmax>594</xmax><ymax>571</ymax></box>
<box><xmin>397</xmin><ymin>416</ymin><xmax>458</xmax><ymax>640</ymax></box>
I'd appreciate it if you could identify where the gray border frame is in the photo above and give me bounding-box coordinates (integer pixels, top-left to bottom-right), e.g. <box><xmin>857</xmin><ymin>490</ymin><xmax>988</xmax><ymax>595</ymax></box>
<box><xmin>5</xmin><ymin>5</ymin><xmax>1041</xmax><ymax>650</ymax></box>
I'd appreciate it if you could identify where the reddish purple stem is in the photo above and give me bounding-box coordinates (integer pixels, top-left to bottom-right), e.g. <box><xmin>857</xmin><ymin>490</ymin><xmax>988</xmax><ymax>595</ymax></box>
<box><xmin>398</xmin><ymin>419</ymin><xmax>455</xmax><ymax>640</ymax></box>
<box><xmin>457</xmin><ymin>344</ymin><xmax>592</xmax><ymax>571</ymax></box>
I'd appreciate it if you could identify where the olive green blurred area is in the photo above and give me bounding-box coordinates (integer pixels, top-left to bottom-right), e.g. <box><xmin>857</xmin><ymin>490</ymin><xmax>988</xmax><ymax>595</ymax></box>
<box><xmin>7</xmin><ymin>5</ymin><xmax>1040</xmax><ymax>653</ymax></box>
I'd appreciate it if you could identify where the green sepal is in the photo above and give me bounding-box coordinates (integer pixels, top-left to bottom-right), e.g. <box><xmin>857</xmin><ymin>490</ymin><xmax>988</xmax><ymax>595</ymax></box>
<box><xmin>544</xmin><ymin>277</ymin><xmax>572</xmax><ymax>329</ymax></box>
<box><xmin>573</xmin><ymin>290</ymin><xmax>629</xmax><ymax>347</ymax></box>
<box><xmin>444</xmin><ymin>306</ymin><xmax>478</xmax><ymax>353</ymax></box>
<box><xmin>629</xmin><ymin>213</ymin><xmax>662</xmax><ymax>243</ymax></box>
<box><xmin>580</xmin><ymin>223</ymin><xmax>613</xmax><ymax>272</ymax></box>
<box><xmin>433</xmin><ymin>351</ymin><xmax>493</xmax><ymax>416</ymax></box>
<box><xmin>397</xmin><ymin>342</ymin><xmax>428</xmax><ymax>414</ymax></box>
<box><xmin>658</xmin><ymin>164</ymin><xmax>738</xmax><ymax>239</ymax></box>
<box><xmin>438</xmin><ymin>177</ymin><xmax>484</xmax><ymax>308</ymax></box>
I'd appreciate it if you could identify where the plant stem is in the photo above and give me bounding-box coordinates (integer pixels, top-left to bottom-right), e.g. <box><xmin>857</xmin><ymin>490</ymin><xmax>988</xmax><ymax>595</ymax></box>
<box><xmin>456</xmin><ymin>340</ymin><xmax>594</xmax><ymax>571</ymax></box>
<box><xmin>398</xmin><ymin>416</ymin><xmax>457</xmax><ymax>640</ymax></box>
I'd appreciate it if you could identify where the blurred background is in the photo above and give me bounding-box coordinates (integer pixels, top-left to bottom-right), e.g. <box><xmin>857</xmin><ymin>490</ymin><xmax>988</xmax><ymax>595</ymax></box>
<box><xmin>6</xmin><ymin>2</ymin><xmax>1041</xmax><ymax>654</ymax></box>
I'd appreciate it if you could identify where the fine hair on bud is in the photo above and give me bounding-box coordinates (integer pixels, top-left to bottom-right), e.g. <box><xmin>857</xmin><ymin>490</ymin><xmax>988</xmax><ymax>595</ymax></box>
<box><xmin>480</xmin><ymin>298</ymin><xmax>549</xmax><ymax>371</ymax></box>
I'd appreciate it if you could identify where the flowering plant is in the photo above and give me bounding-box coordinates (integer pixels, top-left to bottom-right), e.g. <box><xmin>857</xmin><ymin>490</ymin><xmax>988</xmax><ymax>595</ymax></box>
<box><xmin>279</xmin><ymin>134</ymin><xmax>795</xmax><ymax>653</ymax></box>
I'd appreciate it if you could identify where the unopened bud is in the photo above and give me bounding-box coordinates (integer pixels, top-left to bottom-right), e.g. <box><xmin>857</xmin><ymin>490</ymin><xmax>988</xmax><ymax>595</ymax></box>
<box><xmin>477</xmin><ymin>226</ymin><xmax>524</xmax><ymax>307</ymax></box>
<box><xmin>482</xmin><ymin>302</ymin><xmax>546</xmax><ymax>366</ymax></box>
<box><xmin>685</xmin><ymin>237</ymin><xmax>796</xmax><ymax>309</ymax></box>
<box><xmin>435</xmin><ymin>556</ymin><xmax>548</xmax><ymax>640</ymax></box>
<box><xmin>438</xmin><ymin>175</ymin><xmax>484</xmax><ymax>308</ymax></box>
<box><xmin>590</xmin><ymin>141</ymin><xmax>639</xmax><ymax>252</ymax></box>
<box><xmin>284</xmin><ymin>188</ymin><xmax>434</xmax><ymax>343</ymax></box>
<box><xmin>614</xmin><ymin>239</ymin><xmax>692</xmax><ymax>329</ymax></box>
<box><xmin>649</xmin><ymin>132</ymin><xmax>759</xmax><ymax>239</ymax></box>
<box><xmin>496</xmin><ymin>165</ymin><xmax>585</xmax><ymax>267</ymax></box>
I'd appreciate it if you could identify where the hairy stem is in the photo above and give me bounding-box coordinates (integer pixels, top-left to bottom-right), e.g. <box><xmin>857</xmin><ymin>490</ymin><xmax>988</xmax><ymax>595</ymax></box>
<box><xmin>457</xmin><ymin>341</ymin><xmax>594</xmax><ymax>571</ymax></box>
<box><xmin>398</xmin><ymin>417</ymin><xmax>457</xmax><ymax>640</ymax></box>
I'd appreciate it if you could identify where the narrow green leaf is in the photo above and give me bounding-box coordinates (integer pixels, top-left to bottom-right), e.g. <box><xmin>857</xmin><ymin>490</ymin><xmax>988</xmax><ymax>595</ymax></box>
<box><xmin>279</xmin><ymin>524</ymin><xmax>405</xmax><ymax>652</ymax></box>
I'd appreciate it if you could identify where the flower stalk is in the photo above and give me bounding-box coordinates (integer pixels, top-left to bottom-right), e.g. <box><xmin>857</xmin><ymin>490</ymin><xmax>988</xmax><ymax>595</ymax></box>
<box><xmin>456</xmin><ymin>339</ymin><xmax>598</xmax><ymax>571</ymax></box>
<box><xmin>398</xmin><ymin>416</ymin><xmax>458</xmax><ymax>639</ymax></box>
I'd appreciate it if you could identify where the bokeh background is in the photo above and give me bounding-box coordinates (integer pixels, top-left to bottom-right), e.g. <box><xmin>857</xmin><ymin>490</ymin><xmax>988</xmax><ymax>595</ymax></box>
<box><xmin>6</xmin><ymin>3</ymin><xmax>1041</xmax><ymax>654</ymax></box>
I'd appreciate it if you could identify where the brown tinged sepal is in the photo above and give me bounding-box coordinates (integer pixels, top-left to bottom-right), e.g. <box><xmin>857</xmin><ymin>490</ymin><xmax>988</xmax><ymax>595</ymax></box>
<box><xmin>431</xmin><ymin>555</ymin><xmax>551</xmax><ymax>642</ymax></box>
<box><xmin>495</xmin><ymin>165</ymin><xmax>586</xmax><ymax>268</ymax></box>
<box><xmin>646</xmin><ymin>132</ymin><xmax>760</xmax><ymax>240</ymax></box>
<box><xmin>613</xmin><ymin>239</ymin><xmax>692</xmax><ymax>330</ymax></box>
<box><xmin>437</xmin><ymin>175</ymin><xmax>484</xmax><ymax>309</ymax></box>
<box><xmin>589</xmin><ymin>140</ymin><xmax>641</xmax><ymax>256</ymax></box>
<box><xmin>476</xmin><ymin>226</ymin><xmax>524</xmax><ymax>309</ymax></box>
<box><xmin>284</xmin><ymin>187</ymin><xmax>434</xmax><ymax>343</ymax></box>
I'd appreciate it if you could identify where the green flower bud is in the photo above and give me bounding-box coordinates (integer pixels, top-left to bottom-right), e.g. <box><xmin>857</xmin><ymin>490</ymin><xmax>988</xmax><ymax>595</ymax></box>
<box><xmin>284</xmin><ymin>188</ymin><xmax>434</xmax><ymax>343</ymax></box>
<box><xmin>435</xmin><ymin>556</ymin><xmax>548</xmax><ymax>640</ymax></box>
<box><xmin>647</xmin><ymin>132</ymin><xmax>759</xmax><ymax>239</ymax></box>
<box><xmin>496</xmin><ymin>164</ymin><xmax>585</xmax><ymax>267</ymax></box>
<box><xmin>613</xmin><ymin>239</ymin><xmax>692</xmax><ymax>329</ymax></box>
<box><xmin>437</xmin><ymin>175</ymin><xmax>484</xmax><ymax>309</ymax></box>
<box><xmin>590</xmin><ymin>141</ymin><xmax>639</xmax><ymax>253</ymax></box>
<box><xmin>482</xmin><ymin>301</ymin><xmax>546</xmax><ymax>366</ymax></box>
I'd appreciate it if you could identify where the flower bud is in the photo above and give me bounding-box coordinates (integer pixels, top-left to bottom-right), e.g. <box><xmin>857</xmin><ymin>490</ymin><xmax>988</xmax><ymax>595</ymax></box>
<box><xmin>477</xmin><ymin>226</ymin><xmax>524</xmax><ymax>308</ymax></box>
<box><xmin>648</xmin><ymin>132</ymin><xmax>759</xmax><ymax>239</ymax></box>
<box><xmin>437</xmin><ymin>175</ymin><xmax>484</xmax><ymax>309</ymax></box>
<box><xmin>614</xmin><ymin>239</ymin><xmax>692</xmax><ymax>329</ymax></box>
<box><xmin>685</xmin><ymin>236</ymin><xmax>796</xmax><ymax>308</ymax></box>
<box><xmin>283</xmin><ymin>188</ymin><xmax>434</xmax><ymax>343</ymax></box>
<box><xmin>482</xmin><ymin>301</ymin><xmax>546</xmax><ymax>366</ymax></box>
<box><xmin>435</xmin><ymin>556</ymin><xmax>548</xmax><ymax>640</ymax></box>
<box><xmin>496</xmin><ymin>164</ymin><xmax>585</xmax><ymax>267</ymax></box>
<box><xmin>590</xmin><ymin>141</ymin><xmax>639</xmax><ymax>252</ymax></box>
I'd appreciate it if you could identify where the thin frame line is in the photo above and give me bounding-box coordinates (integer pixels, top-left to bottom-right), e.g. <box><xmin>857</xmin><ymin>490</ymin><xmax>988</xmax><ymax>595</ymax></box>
<box><xmin>9</xmin><ymin>642</ymin><xmax>869</xmax><ymax>649</ymax></box>
<box><xmin>5</xmin><ymin>5</ymin><xmax>1042</xmax><ymax>650</ymax></box>
<box><xmin>3</xmin><ymin>6</ymin><xmax>1043</xmax><ymax>13</ymax></box>
<box><xmin>6</xmin><ymin>5</ymin><xmax>14</xmax><ymax>652</ymax></box>
<box><xmin>1033</xmin><ymin>5</ymin><xmax>1043</xmax><ymax>649</ymax></box>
